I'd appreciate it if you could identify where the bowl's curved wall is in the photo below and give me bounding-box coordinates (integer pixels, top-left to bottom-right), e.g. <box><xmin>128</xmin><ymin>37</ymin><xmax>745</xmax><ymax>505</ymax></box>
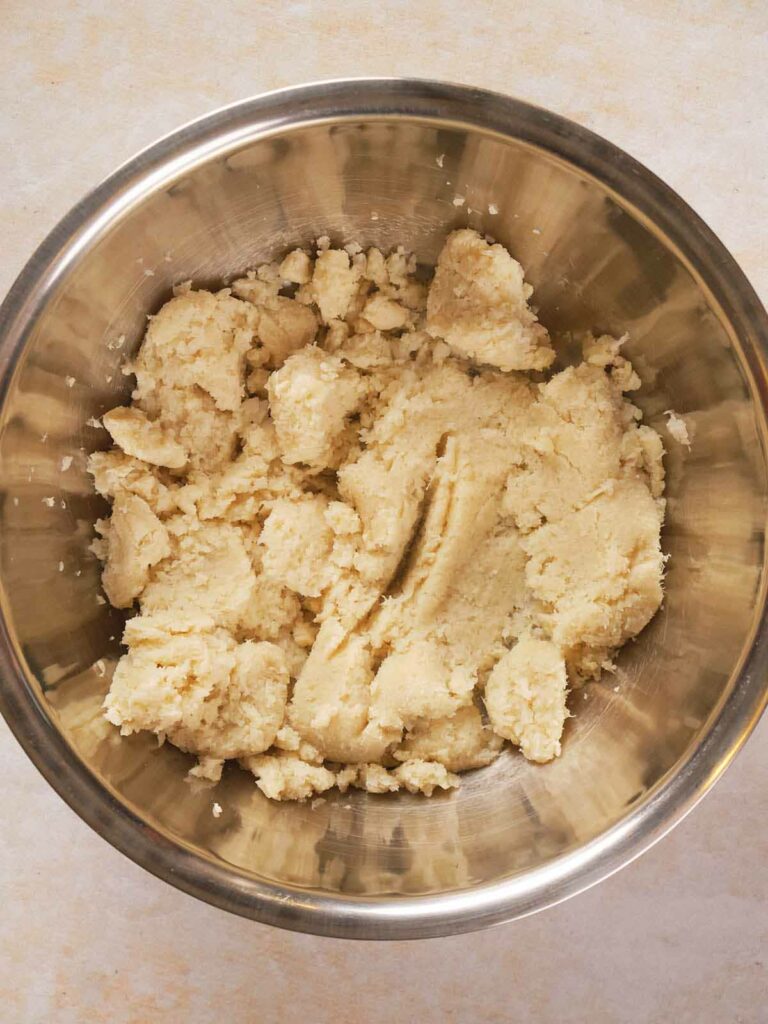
<box><xmin>0</xmin><ymin>81</ymin><xmax>766</xmax><ymax>938</ymax></box>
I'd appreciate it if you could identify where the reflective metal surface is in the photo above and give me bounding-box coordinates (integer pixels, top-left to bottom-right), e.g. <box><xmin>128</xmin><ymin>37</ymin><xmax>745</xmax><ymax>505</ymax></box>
<box><xmin>0</xmin><ymin>80</ymin><xmax>766</xmax><ymax>939</ymax></box>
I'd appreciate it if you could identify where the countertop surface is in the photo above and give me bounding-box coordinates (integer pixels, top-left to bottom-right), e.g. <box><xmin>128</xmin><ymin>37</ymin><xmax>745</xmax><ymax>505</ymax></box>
<box><xmin>2</xmin><ymin>2</ymin><xmax>766</xmax><ymax>1022</ymax></box>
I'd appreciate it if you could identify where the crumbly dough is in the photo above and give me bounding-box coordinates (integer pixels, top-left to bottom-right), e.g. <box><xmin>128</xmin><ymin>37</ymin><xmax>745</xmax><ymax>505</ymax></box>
<box><xmin>426</xmin><ymin>229</ymin><xmax>554</xmax><ymax>371</ymax></box>
<box><xmin>484</xmin><ymin>638</ymin><xmax>568</xmax><ymax>763</ymax></box>
<box><xmin>90</xmin><ymin>230</ymin><xmax>666</xmax><ymax>800</ymax></box>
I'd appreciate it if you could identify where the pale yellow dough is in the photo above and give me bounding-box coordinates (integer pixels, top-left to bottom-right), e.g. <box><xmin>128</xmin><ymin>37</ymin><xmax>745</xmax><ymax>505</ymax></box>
<box><xmin>90</xmin><ymin>230</ymin><xmax>665</xmax><ymax>800</ymax></box>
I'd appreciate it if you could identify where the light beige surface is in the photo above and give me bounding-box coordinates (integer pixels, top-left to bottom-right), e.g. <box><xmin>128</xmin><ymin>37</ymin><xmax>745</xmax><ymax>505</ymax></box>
<box><xmin>1</xmin><ymin>0</ymin><xmax>766</xmax><ymax>1020</ymax></box>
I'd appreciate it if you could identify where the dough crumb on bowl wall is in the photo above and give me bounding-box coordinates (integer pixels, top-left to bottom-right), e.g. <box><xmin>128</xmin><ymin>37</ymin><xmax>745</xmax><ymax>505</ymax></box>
<box><xmin>89</xmin><ymin>228</ymin><xmax>666</xmax><ymax>801</ymax></box>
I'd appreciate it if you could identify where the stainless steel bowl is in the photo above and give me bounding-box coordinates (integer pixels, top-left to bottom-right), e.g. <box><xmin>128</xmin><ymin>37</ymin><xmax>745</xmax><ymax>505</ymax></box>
<box><xmin>1</xmin><ymin>79</ymin><xmax>766</xmax><ymax>940</ymax></box>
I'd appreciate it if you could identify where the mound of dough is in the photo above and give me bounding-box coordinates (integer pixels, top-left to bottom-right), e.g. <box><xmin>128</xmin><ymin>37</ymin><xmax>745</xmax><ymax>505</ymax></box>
<box><xmin>485</xmin><ymin>638</ymin><xmax>568</xmax><ymax>763</ymax></box>
<box><xmin>426</xmin><ymin>228</ymin><xmax>554</xmax><ymax>371</ymax></box>
<box><xmin>90</xmin><ymin>230</ymin><xmax>665</xmax><ymax>800</ymax></box>
<box><xmin>104</xmin><ymin>614</ymin><xmax>289</xmax><ymax>763</ymax></box>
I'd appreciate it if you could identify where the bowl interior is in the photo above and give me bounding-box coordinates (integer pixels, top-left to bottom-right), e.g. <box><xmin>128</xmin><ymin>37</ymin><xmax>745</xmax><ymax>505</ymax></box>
<box><xmin>0</xmin><ymin>103</ymin><xmax>765</xmax><ymax>917</ymax></box>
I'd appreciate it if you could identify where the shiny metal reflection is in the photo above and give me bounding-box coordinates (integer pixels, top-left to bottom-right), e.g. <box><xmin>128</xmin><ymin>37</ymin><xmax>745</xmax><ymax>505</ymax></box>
<box><xmin>0</xmin><ymin>80</ymin><xmax>766</xmax><ymax>939</ymax></box>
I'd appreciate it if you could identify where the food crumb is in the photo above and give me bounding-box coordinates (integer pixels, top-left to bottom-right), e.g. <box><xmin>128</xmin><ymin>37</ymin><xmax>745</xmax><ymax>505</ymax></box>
<box><xmin>452</xmin><ymin>195</ymin><xmax>466</xmax><ymax>207</ymax></box>
<box><xmin>60</xmin><ymin>455</ymin><xmax>73</xmax><ymax>472</ymax></box>
<box><xmin>86</xmin><ymin>417</ymin><xmax>103</xmax><ymax>429</ymax></box>
<box><xmin>436</xmin><ymin>153</ymin><xmax>445</xmax><ymax>168</ymax></box>
<box><xmin>212</xmin><ymin>802</ymin><xmax>223</xmax><ymax>818</ymax></box>
<box><xmin>42</xmin><ymin>496</ymin><xmax>56</xmax><ymax>507</ymax></box>
<box><xmin>488</xmin><ymin>203</ymin><xmax>499</xmax><ymax>215</ymax></box>
<box><xmin>65</xmin><ymin>376</ymin><xmax>76</xmax><ymax>388</ymax></box>
<box><xmin>664</xmin><ymin>410</ymin><xmax>692</xmax><ymax>448</ymax></box>
<box><xmin>58</xmin><ymin>561</ymin><xmax>65</xmax><ymax>572</ymax></box>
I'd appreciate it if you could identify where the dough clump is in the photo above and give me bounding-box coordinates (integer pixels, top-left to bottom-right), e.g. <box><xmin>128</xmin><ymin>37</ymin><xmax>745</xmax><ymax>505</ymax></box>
<box><xmin>90</xmin><ymin>230</ymin><xmax>665</xmax><ymax>800</ymax></box>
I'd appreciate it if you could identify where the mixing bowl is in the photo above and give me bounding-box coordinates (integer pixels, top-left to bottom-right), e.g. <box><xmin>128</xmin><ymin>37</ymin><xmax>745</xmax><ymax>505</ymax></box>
<box><xmin>1</xmin><ymin>79</ymin><xmax>766</xmax><ymax>940</ymax></box>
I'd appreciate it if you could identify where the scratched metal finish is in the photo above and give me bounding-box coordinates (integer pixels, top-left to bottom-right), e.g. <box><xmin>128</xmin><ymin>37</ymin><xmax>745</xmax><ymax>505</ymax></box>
<box><xmin>0</xmin><ymin>81</ymin><xmax>766</xmax><ymax>939</ymax></box>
